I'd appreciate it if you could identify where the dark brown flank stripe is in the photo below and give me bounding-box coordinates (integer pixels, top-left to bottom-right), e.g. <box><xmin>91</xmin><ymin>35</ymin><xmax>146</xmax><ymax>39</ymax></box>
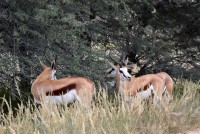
<box><xmin>46</xmin><ymin>84</ymin><xmax>76</xmax><ymax>96</ymax></box>
<box><xmin>137</xmin><ymin>84</ymin><xmax>149</xmax><ymax>92</ymax></box>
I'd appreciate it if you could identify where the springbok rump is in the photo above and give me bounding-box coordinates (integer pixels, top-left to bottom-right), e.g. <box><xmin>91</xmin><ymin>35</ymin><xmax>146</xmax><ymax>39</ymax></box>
<box><xmin>106</xmin><ymin>52</ymin><xmax>168</xmax><ymax>111</ymax></box>
<box><xmin>155</xmin><ymin>72</ymin><xmax>174</xmax><ymax>102</ymax></box>
<box><xmin>31</xmin><ymin>59</ymin><xmax>95</xmax><ymax>108</ymax></box>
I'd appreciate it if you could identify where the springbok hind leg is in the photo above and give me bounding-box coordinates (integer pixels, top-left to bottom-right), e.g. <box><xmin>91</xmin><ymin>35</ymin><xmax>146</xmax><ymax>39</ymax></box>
<box><xmin>156</xmin><ymin>94</ymin><xmax>169</xmax><ymax>113</ymax></box>
<box><xmin>81</xmin><ymin>97</ymin><xmax>92</xmax><ymax>109</ymax></box>
<box><xmin>78</xmin><ymin>93</ymin><xmax>93</xmax><ymax>109</ymax></box>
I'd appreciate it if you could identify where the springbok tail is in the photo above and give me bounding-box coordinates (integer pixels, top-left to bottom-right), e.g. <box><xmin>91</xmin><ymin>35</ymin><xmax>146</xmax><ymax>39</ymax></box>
<box><xmin>93</xmin><ymin>82</ymin><xmax>96</xmax><ymax>95</ymax></box>
<box><xmin>162</xmin><ymin>86</ymin><xmax>167</xmax><ymax>97</ymax></box>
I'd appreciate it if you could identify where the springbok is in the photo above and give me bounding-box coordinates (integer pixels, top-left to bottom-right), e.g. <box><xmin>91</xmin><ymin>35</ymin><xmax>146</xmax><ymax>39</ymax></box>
<box><xmin>106</xmin><ymin>52</ymin><xmax>167</xmax><ymax>110</ymax></box>
<box><xmin>31</xmin><ymin>59</ymin><xmax>96</xmax><ymax>108</ymax></box>
<box><xmin>106</xmin><ymin>54</ymin><xmax>174</xmax><ymax>104</ymax></box>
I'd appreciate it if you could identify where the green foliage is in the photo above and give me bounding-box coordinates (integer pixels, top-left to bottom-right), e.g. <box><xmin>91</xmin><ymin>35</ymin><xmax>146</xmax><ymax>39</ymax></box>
<box><xmin>0</xmin><ymin>0</ymin><xmax>199</xmax><ymax>101</ymax></box>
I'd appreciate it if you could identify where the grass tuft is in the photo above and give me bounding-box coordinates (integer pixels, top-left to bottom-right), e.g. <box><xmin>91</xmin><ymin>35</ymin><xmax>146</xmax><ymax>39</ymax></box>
<box><xmin>0</xmin><ymin>80</ymin><xmax>200</xmax><ymax>134</ymax></box>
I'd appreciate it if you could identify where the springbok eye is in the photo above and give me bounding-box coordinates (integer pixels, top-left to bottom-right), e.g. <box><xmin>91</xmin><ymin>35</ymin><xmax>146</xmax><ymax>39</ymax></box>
<box><xmin>119</xmin><ymin>69</ymin><xmax>128</xmax><ymax>78</ymax></box>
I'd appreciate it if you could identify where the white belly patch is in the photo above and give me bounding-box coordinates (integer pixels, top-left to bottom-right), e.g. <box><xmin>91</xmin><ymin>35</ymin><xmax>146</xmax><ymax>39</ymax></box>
<box><xmin>34</xmin><ymin>89</ymin><xmax>81</xmax><ymax>105</ymax></box>
<box><xmin>136</xmin><ymin>85</ymin><xmax>153</xmax><ymax>100</ymax></box>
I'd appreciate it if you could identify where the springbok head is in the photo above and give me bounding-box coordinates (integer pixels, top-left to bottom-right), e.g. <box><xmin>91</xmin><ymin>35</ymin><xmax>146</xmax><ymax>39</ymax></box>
<box><xmin>106</xmin><ymin>52</ymin><xmax>140</xmax><ymax>78</ymax></box>
<box><xmin>106</xmin><ymin>51</ymin><xmax>131</xmax><ymax>81</ymax></box>
<box><xmin>39</xmin><ymin>57</ymin><xmax>57</xmax><ymax>81</ymax></box>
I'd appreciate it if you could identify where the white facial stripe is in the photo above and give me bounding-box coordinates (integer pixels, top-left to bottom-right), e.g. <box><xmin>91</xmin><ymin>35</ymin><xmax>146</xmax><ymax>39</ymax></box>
<box><xmin>119</xmin><ymin>67</ymin><xmax>131</xmax><ymax>78</ymax></box>
<box><xmin>106</xmin><ymin>66</ymin><xmax>131</xmax><ymax>80</ymax></box>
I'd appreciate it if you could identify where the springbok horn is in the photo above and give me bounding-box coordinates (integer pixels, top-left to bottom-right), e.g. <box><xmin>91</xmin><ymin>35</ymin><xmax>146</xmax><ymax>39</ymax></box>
<box><xmin>55</xmin><ymin>55</ymin><xmax>57</xmax><ymax>62</ymax></box>
<box><xmin>121</xmin><ymin>51</ymin><xmax>125</xmax><ymax>63</ymax></box>
<box><xmin>109</xmin><ymin>52</ymin><xmax>121</xmax><ymax>65</ymax></box>
<box><xmin>53</xmin><ymin>55</ymin><xmax>57</xmax><ymax>69</ymax></box>
<box><xmin>124</xmin><ymin>57</ymin><xmax>129</xmax><ymax>66</ymax></box>
<box><xmin>51</xmin><ymin>55</ymin><xmax>57</xmax><ymax>70</ymax></box>
<box><xmin>121</xmin><ymin>51</ymin><xmax>127</xmax><ymax>65</ymax></box>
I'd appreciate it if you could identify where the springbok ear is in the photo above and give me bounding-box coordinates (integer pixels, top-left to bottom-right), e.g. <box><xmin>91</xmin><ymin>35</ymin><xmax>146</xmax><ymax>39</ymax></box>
<box><xmin>106</xmin><ymin>60</ymin><xmax>116</xmax><ymax>69</ymax></box>
<box><xmin>127</xmin><ymin>64</ymin><xmax>137</xmax><ymax>69</ymax></box>
<box><xmin>127</xmin><ymin>64</ymin><xmax>141</xmax><ymax>74</ymax></box>
<box><xmin>51</xmin><ymin>60</ymin><xmax>55</xmax><ymax>70</ymax></box>
<box><xmin>40</xmin><ymin>60</ymin><xmax>47</xmax><ymax>70</ymax></box>
<box><xmin>105</xmin><ymin>68</ymin><xmax>113</xmax><ymax>73</ymax></box>
<box><xmin>124</xmin><ymin>57</ymin><xmax>129</xmax><ymax>66</ymax></box>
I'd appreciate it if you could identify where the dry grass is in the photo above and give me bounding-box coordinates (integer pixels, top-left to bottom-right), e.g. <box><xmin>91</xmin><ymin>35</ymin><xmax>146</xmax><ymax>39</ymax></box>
<box><xmin>0</xmin><ymin>80</ymin><xmax>200</xmax><ymax>134</ymax></box>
